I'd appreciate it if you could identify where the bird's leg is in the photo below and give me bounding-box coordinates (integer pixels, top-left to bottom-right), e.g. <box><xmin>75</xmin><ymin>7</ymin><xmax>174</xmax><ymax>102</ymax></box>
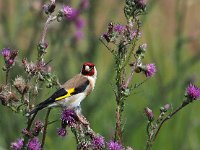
<box><xmin>74</xmin><ymin>107</ymin><xmax>89</xmax><ymax>126</ymax></box>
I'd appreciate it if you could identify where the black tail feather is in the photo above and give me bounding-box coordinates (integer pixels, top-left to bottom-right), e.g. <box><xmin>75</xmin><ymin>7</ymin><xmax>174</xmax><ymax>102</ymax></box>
<box><xmin>26</xmin><ymin>97</ymin><xmax>54</xmax><ymax>117</ymax></box>
<box><xmin>26</xmin><ymin>88</ymin><xmax>67</xmax><ymax>117</ymax></box>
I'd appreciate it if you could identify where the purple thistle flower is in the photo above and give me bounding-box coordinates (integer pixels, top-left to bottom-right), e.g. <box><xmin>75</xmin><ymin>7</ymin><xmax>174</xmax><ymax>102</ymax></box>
<box><xmin>61</xmin><ymin>109</ymin><xmax>77</xmax><ymax>126</ymax></box>
<box><xmin>57</xmin><ymin>128</ymin><xmax>67</xmax><ymax>137</ymax></box>
<box><xmin>114</xmin><ymin>24</ymin><xmax>125</xmax><ymax>33</ymax></box>
<box><xmin>75</xmin><ymin>18</ymin><xmax>85</xmax><ymax>30</ymax></box>
<box><xmin>1</xmin><ymin>48</ymin><xmax>18</xmax><ymax>68</ymax></box>
<box><xmin>8</xmin><ymin>59</ymin><xmax>14</xmax><ymax>65</ymax></box>
<box><xmin>63</xmin><ymin>6</ymin><xmax>78</xmax><ymax>20</ymax></box>
<box><xmin>144</xmin><ymin>63</ymin><xmax>156</xmax><ymax>77</ymax></box>
<box><xmin>107</xmin><ymin>140</ymin><xmax>122</xmax><ymax>150</ymax></box>
<box><xmin>27</xmin><ymin>137</ymin><xmax>41</xmax><ymax>150</ymax></box>
<box><xmin>1</xmin><ymin>48</ymin><xmax>11</xmax><ymax>60</ymax></box>
<box><xmin>92</xmin><ymin>136</ymin><xmax>105</xmax><ymax>149</ymax></box>
<box><xmin>63</xmin><ymin>6</ymin><xmax>73</xmax><ymax>16</ymax></box>
<box><xmin>10</xmin><ymin>138</ymin><xmax>24</xmax><ymax>150</ymax></box>
<box><xmin>186</xmin><ymin>83</ymin><xmax>200</xmax><ymax>100</ymax></box>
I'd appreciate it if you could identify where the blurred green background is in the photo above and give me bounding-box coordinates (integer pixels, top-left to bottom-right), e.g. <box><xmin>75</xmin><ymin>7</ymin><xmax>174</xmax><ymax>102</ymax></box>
<box><xmin>1</xmin><ymin>0</ymin><xmax>200</xmax><ymax>149</ymax></box>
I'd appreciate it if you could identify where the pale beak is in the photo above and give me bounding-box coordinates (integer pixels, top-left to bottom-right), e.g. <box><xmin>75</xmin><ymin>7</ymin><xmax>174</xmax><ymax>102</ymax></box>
<box><xmin>85</xmin><ymin>65</ymin><xmax>90</xmax><ymax>71</ymax></box>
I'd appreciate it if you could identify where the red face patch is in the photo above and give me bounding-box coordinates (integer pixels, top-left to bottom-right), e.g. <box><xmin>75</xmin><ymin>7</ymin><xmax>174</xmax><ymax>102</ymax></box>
<box><xmin>83</xmin><ymin>62</ymin><xmax>95</xmax><ymax>67</ymax></box>
<box><xmin>81</xmin><ymin>62</ymin><xmax>95</xmax><ymax>76</ymax></box>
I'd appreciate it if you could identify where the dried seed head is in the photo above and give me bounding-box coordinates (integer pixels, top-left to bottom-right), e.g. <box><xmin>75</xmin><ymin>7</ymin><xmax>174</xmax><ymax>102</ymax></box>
<box><xmin>13</xmin><ymin>76</ymin><xmax>28</xmax><ymax>94</ymax></box>
<box><xmin>0</xmin><ymin>85</ymin><xmax>19</xmax><ymax>105</ymax></box>
<box><xmin>8</xmin><ymin>92</ymin><xmax>19</xmax><ymax>102</ymax></box>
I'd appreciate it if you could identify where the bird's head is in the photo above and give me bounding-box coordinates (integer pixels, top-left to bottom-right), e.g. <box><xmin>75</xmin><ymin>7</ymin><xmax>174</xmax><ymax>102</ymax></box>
<box><xmin>81</xmin><ymin>62</ymin><xmax>96</xmax><ymax>77</ymax></box>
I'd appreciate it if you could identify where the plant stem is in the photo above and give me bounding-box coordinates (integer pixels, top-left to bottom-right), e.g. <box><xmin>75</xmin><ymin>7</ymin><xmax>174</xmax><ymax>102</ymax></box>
<box><xmin>41</xmin><ymin>15</ymin><xmax>57</xmax><ymax>44</ymax></box>
<box><xmin>152</xmin><ymin>101</ymin><xmax>189</xmax><ymax>142</ymax></box>
<box><xmin>23</xmin><ymin>112</ymin><xmax>38</xmax><ymax>148</ymax></box>
<box><xmin>5</xmin><ymin>69</ymin><xmax>9</xmax><ymax>84</ymax></box>
<box><xmin>41</xmin><ymin>108</ymin><xmax>51</xmax><ymax>149</ymax></box>
<box><xmin>124</xmin><ymin>62</ymin><xmax>137</xmax><ymax>88</ymax></box>
<box><xmin>146</xmin><ymin>141</ymin><xmax>152</xmax><ymax>150</ymax></box>
<box><xmin>114</xmin><ymin>44</ymin><xmax>126</xmax><ymax>144</ymax></box>
<box><xmin>27</xmin><ymin>112</ymin><xmax>38</xmax><ymax>131</ymax></box>
<box><xmin>145</xmin><ymin>100</ymin><xmax>190</xmax><ymax>150</ymax></box>
<box><xmin>115</xmin><ymin>105</ymin><xmax>123</xmax><ymax>143</ymax></box>
<box><xmin>38</xmin><ymin>15</ymin><xmax>57</xmax><ymax>62</ymax></box>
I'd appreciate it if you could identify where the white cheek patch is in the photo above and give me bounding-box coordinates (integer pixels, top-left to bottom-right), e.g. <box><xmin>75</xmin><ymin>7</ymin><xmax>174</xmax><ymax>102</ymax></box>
<box><xmin>85</xmin><ymin>65</ymin><xmax>90</xmax><ymax>71</ymax></box>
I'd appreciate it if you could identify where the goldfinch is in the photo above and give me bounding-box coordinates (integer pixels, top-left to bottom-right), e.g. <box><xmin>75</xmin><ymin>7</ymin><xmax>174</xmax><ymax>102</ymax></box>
<box><xmin>26</xmin><ymin>62</ymin><xmax>97</xmax><ymax>116</ymax></box>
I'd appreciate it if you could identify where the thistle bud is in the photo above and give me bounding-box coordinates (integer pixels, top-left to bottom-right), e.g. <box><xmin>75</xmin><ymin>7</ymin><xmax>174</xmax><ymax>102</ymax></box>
<box><xmin>32</xmin><ymin>120</ymin><xmax>43</xmax><ymax>136</ymax></box>
<box><xmin>134</xmin><ymin>66</ymin><xmax>142</xmax><ymax>73</ymax></box>
<box><xmin>144</xmin><ymin>107</ymin><xmax>154</xmax><ymax>121</ymax></box>
<box><xmin>37</xmin><ymin>42</ymin><xmax>48</xmax><ymax>53</ymax></box>
<box><xmin>43</xmin><ymin>2</ymin><xmax>56</xmax><ymax>14</ymax></box>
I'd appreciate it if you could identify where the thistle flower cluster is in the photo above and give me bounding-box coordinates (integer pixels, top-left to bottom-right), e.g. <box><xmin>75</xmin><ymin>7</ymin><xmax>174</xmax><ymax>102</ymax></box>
<box><xmin>57</xmin><ymin>109</ymin><xmax>134</xmax><ymax>150</ymax></box>
<box><xmin>1</xmin><ymin>48</ymin><xmax>18</xmax><ymax>70</ymax></box>
<box><xmin>56</xmin><ymin>0</ymin><xmax>89</xmax><ymax>40</ymax></box>
<box><xmin>22</xmin><ymin>59</ymin><xmax>50</xmax><ymax>76</ymax></box>
<box><xmin>12</xmin><ymin>121</ymin><xmax>43</xmax><ymax>150</ymax></box>
<box><xmin>22</xmin><ymin>120</ymin><xmax>44</xmax><ymax>138</ymax></box>
<box><xmin>22</xmin><ymin>58</ymin><xmax>58</xmax><ymax>88</ymax></box>
<box><xmin>57</xmin><ymin>108</ymin><xmax>134</xmax><ymax>149</ymax></box>
<box><xmin>10</xmin><ymin>138</ymin><xmax>24</xmax><ymax>150</ymax></box>
<box><xmin>57</xmin><ymin>109</ymin><xmax>77</xmax><ymax>137</ymax></box>
<box><xmin>102</xmin><ymin>22</ymin><xmax>139</xmax><ymax>45</ymax></box>
<box><xmin>10</xmin><ymin>137</ymin><xmax>41</xmax><ymax>150</ymax></box>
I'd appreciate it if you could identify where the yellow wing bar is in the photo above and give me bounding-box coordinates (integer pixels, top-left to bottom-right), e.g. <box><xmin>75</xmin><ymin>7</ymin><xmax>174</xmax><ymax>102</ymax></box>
<box><xmin>55</xmin><ymin>88</ymin><xmax>75</xmax><ymax>101</ymax></box>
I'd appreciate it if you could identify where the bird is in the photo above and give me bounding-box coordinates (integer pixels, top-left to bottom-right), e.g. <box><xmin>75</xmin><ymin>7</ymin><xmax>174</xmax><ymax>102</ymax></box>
<box><xmin>26</xmin><ymin>62</ymin><xmax>97</xmax><ymax>121</ymax></box>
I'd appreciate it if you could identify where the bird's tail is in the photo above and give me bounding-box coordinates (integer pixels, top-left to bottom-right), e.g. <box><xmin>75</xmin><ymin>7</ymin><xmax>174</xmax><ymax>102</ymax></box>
<box><xmin>26</xmin><ymin>97</ymin><xmax>54</xmax><ymax>117</ymax></box>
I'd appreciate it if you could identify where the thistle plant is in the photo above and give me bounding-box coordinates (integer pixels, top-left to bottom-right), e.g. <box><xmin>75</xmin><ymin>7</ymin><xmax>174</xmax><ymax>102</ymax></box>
<box><xmin>0</xmin><ymin>0</ymin><xmax>90</xmax><ymax>149</ymax></box>
<box><xmin>145</xmin><ymin>83</ymin><xmax>200</xmax><ymax>150</ymax></box>
<box><xmin>100</xmin><ymin>0</ymin><xmax>156</xmax><ymax>144</ymax></box>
